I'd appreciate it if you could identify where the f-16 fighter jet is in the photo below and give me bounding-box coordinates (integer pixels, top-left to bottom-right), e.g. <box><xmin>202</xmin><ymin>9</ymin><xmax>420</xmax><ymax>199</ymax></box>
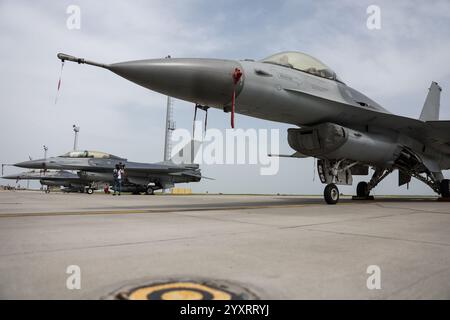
<box><xmin>56</xmin><ymin>51</ymin><xmax>450</xmax><ymax>203</ymax></box>
<box><xmin>15</xmin><ymin>150</ymin><xmax>202</xmax><ymax>195</ymax></box>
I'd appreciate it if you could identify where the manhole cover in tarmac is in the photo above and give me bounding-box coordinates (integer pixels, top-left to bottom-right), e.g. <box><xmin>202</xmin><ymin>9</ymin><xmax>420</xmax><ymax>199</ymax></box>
<box><xmin>106</xmin><ymin>279</ymin><xmax>259</xmax><ymax>300</ymax></box>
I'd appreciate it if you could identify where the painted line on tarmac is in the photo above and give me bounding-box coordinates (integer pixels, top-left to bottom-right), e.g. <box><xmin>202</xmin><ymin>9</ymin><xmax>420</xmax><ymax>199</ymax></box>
<box><xmin>0</xmin><ymin>203</ymin><xmax>329</xmax><ymax>218</ymax></box>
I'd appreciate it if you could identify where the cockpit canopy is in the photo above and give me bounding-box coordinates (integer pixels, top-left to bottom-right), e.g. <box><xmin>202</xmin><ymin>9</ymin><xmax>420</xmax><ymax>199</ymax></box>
<box><xmin>261</xmin><ymin>51</ymin><xmax>343</xmax><ymax>82</ymax></box>
<box><xmin>59</xmin><ymin>150</ymin><xmax>124</xmax><ymax>160</ymax></box>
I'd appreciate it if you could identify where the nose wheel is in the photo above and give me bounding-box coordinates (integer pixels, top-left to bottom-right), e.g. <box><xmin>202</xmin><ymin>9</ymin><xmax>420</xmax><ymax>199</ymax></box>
<box><xmin>146</xmin><ymin>186</ymin><xmax>155</xmax><ymax>195</ymax></box>
<box><xmin>324</xmin><ymin>183</ymin><xmax>339</xmax><ymax>204</ymax></box>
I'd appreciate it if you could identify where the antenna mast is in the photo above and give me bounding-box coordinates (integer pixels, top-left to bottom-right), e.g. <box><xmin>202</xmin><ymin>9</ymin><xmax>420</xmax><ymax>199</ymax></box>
<box><xmin>73</xmin><ymin>125</ymin><xmax>80</xmax><ymax>151</ymax></box>
<box><xmin>163</xmin><ymin>55</ymin><xmax>175</xmax><ymax>161</ymax></box>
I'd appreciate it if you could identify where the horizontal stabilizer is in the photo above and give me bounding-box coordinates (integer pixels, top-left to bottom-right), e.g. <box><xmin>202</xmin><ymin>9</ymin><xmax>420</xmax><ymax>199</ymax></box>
<box><xmin>168</xmin><ymin>171</ymin><xmax>213</xmax><ymax>180</ymax></box>
<box><xmin>181</xmin><ymin>171</ymin><xmax>215</xmax><ymax>180</ymax></box>
<box><xmin>420</xmin><ymin>82</ymin><xmax>441</xmax><ymax>121</ymax></box>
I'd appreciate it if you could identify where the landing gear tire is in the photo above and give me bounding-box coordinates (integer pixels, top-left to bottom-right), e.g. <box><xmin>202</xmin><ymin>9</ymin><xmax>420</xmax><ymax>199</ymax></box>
<box><xmin>87</xmin><ymin>188</ymin><xmax>94</xmax><ymax>195</ymax></box>
<box><xmin>440</xmin><ymin>179</ymin><xmax>450</xmax><ymax>198</ymax></box>
<box><xmin>356</xmin><ymin>181</ymin><xmax>370</xmax><ymax>198</ymax></box>
<box><xmin>324</xmin><ymin>183</ymin><xmax>339</xmax><ymax>205</ymax></box>
<box><xmin>146</xmin><ymin>186</ymin><xmax>154</xmax><ymax>195</ymax></box>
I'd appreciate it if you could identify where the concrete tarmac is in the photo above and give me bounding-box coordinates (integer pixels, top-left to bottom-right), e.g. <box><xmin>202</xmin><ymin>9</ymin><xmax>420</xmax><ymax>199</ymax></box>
<box><xmin>0</xmin><ymin>190</ymin><xmax>449</xmax><ymax>299</ymax></box>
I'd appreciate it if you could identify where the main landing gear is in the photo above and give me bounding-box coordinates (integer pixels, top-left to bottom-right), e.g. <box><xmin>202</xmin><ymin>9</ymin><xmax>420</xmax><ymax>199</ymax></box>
<box><xmin>323</xmin><ymin>180</ymin><xmax>373</xmax><ymax>205</ymax></box>
<box><xmin>356</xmin><ymin>181</ymin><xmax>370</xmax><ymax>198</ymax></box>
<box><xmin>318</xmin><ymin>160</ymin><xmax>393</xmax><ymax>204</ymax></box>
<box><xmin>440</xmin><ymin>179</ymin><xmax>450</xmax><ymax>198</ymax></box>
<box><xmin>352</xmin><ymin>168</ymin><xmax>392</xmax><ymax>201</ymax></box>
<box><xmin>353</xmin><ymin>181</ymin><xmax>374</xmax><ymax>200</ymax></box>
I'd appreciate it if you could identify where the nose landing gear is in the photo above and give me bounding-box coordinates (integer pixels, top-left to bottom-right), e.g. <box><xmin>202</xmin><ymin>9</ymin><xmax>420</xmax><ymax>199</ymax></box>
<box><xmin>318</xmin><ymin>159</ymin><xmax>354</xmax><ymax>205</ymax></box>
<box><xmin>324</xmin><ymin>183</ymin><xmax>339</xmax><ymax>205</ymax></box>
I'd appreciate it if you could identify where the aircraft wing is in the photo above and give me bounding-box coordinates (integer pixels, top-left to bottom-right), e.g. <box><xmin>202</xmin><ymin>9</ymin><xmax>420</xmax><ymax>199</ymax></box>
<box><xmin>86</xmin><ymin>159</ymin><xmax>194</xmax><ymax>174</ymax></box>
<box><xmin>420</xmin><ymin>121</ymin><xmax>450</xmax><ymax>155</ymax></box>
<box><xmin>122</xmin><ymin>162</ymin><xmax>198</xmax><ymax>175</ymax></box>
<box><xmin>335</xmin><ymin>110</ymin><xmax>450</xmax><ymax>155</ymax></box>
<box><xmin>425</xmin><ymin>121</ymin><xmax>450</xmax><ymax>141</ymax></box>
<box><xmin>287</xmin><ymin>89</ymin><xmax>450</xmax><ymax>155</ymax></box>
<box><xmin>348</xmin><ymin>112</ymin><xmax>450</xmax><ymax>155</ymax></box>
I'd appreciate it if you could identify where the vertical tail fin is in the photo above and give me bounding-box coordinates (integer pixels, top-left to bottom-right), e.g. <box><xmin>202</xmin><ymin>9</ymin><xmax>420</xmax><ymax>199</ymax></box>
<box><xmin>420</xmin><ymin>81</ymin><xmax>441</xmax><ymax>121</ymax></box>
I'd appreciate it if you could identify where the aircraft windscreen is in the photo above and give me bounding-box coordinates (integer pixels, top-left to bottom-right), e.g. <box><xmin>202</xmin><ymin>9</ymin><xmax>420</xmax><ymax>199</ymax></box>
<box><xmin>261</xmin><ymin>51</ymin><xmax>342</xmax><ymax>82</ymax></box>
<box><xmin>59</xmin><ymin>150</ymin><xmax>123</xmax><ymax>159</ymax></box>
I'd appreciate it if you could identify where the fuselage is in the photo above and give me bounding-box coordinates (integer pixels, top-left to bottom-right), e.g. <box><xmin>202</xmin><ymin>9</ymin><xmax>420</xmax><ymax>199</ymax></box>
<box><xmin>14</xmin><ymin>154</ymin><xmax>202</xmax><ymax>187</ymax></box>
<box><xmin>54</xmin><ymin>51</ymin><xmax>450</xmax><ymax>202</ymax></box>
<box><xmin>108</xmin><ymin>57</ymin><xmax>447</xmax><ymax>169</ymax></box>
<box><xmin>56</xmin><ymin>51</ymin><xmax>450</xmax><ymax>171</ymax></box>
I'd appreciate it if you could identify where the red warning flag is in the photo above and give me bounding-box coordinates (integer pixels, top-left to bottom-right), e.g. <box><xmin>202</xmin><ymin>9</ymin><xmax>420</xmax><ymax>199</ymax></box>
<box><xmin>54</xmin><ymin>60</ymin><xmax>65</xmax><ymax>104</ymax></box>
<box><xmin>231</xmin><ymin>68</ymin><xmax>243</xmax><ymax>128</ymax></box>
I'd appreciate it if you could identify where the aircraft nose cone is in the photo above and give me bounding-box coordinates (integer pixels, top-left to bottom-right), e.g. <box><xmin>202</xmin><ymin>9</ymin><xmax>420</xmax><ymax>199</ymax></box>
<box><xmin>1</xmin><ymin>173</ymin><xmax>19</xmax><ymax>180</ymax></box>
<box><xmin>14</xmin><ymin>159</ymin><xmax>47</xmax><ymax>169</ymax></box>
<box><xmin>109</xmin><ymin>58</ymin><xmax>244</xmax><ymax>107</ymax></box>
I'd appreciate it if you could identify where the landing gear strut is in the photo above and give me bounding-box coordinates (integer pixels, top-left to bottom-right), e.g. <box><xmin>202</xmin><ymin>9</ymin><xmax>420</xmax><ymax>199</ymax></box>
<box><xmin>324</xmin><ymin>183</ymin><xmax>339</xmax><ymax>205</ymax></box>
<box><xmin>353</xmin><ymin>168</ymin><xmax>392</xmax><ymax>200</ymax></box>
<box><xmin>318</xmin><ymin>159</ymin><xmax>356</xmax><ymax>204</ymax></box>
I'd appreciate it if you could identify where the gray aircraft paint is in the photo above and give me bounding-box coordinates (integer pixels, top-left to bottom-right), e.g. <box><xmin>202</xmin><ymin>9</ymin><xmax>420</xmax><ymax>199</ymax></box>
<box><xmin>2</xmin><ymin>170</ymin><xmax>90</xmax><ymax>190</ymax></box>
<box><xmin>55</xmin><ymin>52</ymin><xmax>450</xmax><ymax>202</ymax></box>
<box><xmin>14</xmin><ymin>151</ymin><xmax>202</xmax><ymax>191</ymax></box>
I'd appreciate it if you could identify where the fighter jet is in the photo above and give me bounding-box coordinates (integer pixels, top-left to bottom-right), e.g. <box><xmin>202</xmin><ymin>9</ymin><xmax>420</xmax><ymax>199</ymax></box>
<box><xmin>2</xmin><ymin>170</ymin><xmax>90</xmax><ymax>193</ymax></box>
<box><xmin>15</xmin><ymin>149</ymin><xmax>202</xmax><ymax>194</ymax></box>
<box><xmin>56</xmin><ymin>51</ymin><xmax>450</xmax><ymax>204</ymax></box>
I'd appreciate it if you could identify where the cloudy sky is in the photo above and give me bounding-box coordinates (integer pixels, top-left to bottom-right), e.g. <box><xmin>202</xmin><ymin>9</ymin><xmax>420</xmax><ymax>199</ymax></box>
<box><xmin>0</xmin><ymin>0</ymin><xmax>449</xmax><ymax>195</ymax></box>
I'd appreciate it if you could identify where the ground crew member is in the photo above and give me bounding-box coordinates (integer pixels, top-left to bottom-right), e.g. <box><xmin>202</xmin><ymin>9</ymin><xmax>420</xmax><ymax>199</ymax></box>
<box><xmin>113</xmin><ymin>164</ymin><xmax>124</xmax><ymax>196</ymax></box>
